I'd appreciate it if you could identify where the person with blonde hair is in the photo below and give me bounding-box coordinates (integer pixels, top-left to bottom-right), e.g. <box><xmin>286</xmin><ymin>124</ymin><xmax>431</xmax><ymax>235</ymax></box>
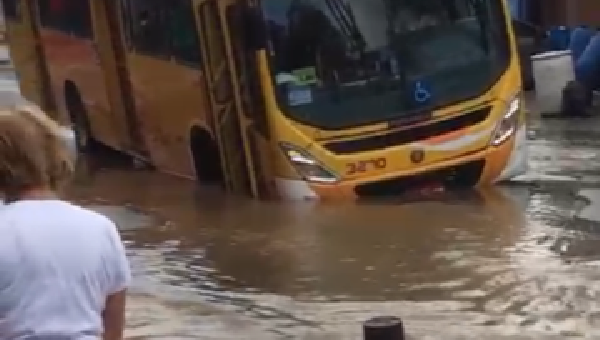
<box><xmin>0</xmin><ymin>105</ymin><xmax>131</xmax><ymax>339</ymax></box>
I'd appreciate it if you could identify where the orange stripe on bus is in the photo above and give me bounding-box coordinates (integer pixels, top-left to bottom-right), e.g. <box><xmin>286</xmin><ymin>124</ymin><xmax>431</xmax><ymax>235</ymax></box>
<box><xmin>422</xmin><ymin>129</ymin><xmax>467</xmax><ymax>145</ymax></box>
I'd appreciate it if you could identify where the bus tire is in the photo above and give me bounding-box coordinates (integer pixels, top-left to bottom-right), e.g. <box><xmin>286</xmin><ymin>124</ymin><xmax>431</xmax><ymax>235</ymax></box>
<box><xmin>64</xmin><ymin>83</ymin><xmax>96</xmax><ymax>153</ymax></box>
<box><xmin>189</xmin><ymin>126</ymin><xmax>224</xmax><ymax>186</ymax></box>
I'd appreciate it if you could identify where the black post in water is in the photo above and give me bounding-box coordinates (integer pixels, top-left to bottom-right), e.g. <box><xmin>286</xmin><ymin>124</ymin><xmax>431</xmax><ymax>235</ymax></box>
<box><xmin>363</xmin><ymin>316</ymin><xmax>405</xmax><ymax>340</ymax></box>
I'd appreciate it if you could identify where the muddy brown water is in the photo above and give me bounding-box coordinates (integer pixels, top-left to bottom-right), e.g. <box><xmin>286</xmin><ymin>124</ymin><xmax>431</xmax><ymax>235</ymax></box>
<box><xmin>45</xmin><ymin>96</ymin><xmax>600</xmax><ymax>339</ymax></box>
<box><xmin>64</xmin><ymin>149</ymin><xmax>600</xmax><ymax>339</ymax></box>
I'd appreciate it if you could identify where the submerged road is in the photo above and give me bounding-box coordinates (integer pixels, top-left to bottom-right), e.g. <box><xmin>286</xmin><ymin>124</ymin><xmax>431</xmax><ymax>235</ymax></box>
<box><xmin>4</xmin><ymin>57</ymin><xmax>600</xmax><ymax>338</ymax></box>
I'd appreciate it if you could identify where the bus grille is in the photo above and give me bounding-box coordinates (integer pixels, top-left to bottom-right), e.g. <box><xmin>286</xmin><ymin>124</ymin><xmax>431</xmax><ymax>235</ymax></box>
<box><xmin>323</xmin><ymin>107</ymin><xmax>491</xmax><ymax>154</ymax></box>
<box><xmin>354</xmin><ymin>159</ymin><xmax>485</xmax><ymax>197</ymax></box>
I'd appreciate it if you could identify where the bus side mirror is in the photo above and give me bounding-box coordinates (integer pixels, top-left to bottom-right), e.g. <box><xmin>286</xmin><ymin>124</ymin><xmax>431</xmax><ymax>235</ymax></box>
<box><xmin>242</xmin><ymin>6</ymin><xmax>267</xmax><ymax>51</ymax></box>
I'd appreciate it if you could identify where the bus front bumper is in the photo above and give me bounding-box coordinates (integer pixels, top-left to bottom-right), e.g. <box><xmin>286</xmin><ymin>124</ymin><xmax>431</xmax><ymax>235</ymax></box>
<box><xmin>275</xmin><ymin>125</ymin><xmax>528</xmax><ymax>200</ymax></box>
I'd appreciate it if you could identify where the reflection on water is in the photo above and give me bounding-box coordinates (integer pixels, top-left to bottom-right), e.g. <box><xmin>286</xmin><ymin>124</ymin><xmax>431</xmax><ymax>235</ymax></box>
<box><xmin>66</xmin><ymin>163</ymin><xmax>600</xmax><ymax>339</ymax></box>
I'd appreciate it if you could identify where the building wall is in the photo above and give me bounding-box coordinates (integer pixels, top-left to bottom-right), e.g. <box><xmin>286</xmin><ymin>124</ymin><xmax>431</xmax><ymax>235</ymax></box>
<box><xmin>567</xmin><ymin>0</ymin><xmax>600</xmax><ymax>26</ymax></box>
<box><xmin>541</xmin><ymin>0</ymin><xmax>600</xmax><ymax>27</ymax></box>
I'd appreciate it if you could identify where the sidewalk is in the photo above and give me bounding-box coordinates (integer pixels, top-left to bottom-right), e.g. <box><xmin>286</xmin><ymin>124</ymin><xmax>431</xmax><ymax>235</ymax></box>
<box><xmin>0</xmin><ymin>45</ymin><xmax>24</xmax><ymax>106</ymax></box>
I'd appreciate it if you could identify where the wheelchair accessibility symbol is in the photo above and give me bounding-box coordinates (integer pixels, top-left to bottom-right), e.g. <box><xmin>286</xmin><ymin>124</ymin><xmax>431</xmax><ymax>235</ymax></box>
<box><xmin>413</xmin><ymin>81</ymin><xmax>432</xmax><ymax>103</ymax></box>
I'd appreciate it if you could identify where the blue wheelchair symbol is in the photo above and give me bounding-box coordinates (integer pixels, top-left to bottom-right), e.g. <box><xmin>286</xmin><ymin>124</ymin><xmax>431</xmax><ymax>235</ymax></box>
<box><xmin>413</xmin><ymin>81</ymin><xmax>432</xmax><ymax>103</ymax></box>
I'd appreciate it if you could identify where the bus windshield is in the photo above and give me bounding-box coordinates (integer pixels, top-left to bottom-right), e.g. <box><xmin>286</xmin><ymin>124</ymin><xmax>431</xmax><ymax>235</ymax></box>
<box><xmin>261</xmin><ymin>0</ymin><xmax>511</xmax><ymax>129</ymax></box>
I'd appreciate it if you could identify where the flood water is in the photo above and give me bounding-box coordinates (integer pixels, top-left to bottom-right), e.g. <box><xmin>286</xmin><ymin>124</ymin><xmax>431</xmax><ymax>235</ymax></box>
<box><xmin>66</xmin><ymin>109</ymin><xmax>600</xmax><ymax>340</ymax></box>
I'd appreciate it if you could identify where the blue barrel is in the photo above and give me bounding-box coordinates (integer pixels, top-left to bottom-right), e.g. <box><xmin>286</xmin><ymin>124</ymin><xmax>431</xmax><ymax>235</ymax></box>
<box><xmin>507</xmin><ymin>0</ymin><xmax>521</xmax><ymax>20</ymax></box>
<box><xmin>548</xmin><ymin>27</ymin><xmax>571</xmax><ymax>50</ymax></box>
<box><xmin>508</xmin><ymin>0</ymin><xmax>533</xmax><ymax>22</ymax></box>
<box><xmin>569</xmin><ymin>26</ymin><xmax>595</xmax><ymax>61</ymax></box>
<box><xmin>575</xmin><ymin>32</ymin><xmax>600</xmax><ymax>90</ymax></box>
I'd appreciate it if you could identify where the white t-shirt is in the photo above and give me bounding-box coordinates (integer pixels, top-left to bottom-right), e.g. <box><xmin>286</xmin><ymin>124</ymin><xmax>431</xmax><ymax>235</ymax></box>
<box><xmin>0</xmin><ymin>200</ymin><xmax>131</xmax><ymax>339</ymax></box>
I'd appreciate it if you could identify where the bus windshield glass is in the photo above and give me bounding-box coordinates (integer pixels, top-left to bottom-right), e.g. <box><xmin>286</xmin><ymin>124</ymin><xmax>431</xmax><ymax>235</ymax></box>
<box><xmin>261</xmin><ymin>0</ymin><xmax>511</xmax><ymax>129</ymax></box>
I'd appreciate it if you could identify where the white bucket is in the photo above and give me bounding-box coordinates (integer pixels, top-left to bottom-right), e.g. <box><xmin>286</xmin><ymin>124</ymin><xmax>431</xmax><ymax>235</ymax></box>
<box><xmin>531</xmin><ymin>50</ymin><xmax>575</xmax><ymax>114</ymax></box>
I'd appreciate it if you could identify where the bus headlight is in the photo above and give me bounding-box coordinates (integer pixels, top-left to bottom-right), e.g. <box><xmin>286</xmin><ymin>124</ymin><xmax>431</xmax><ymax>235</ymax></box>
<box><xmin>491</xmin><ymin>96</ymin><xmax>521</xmax><ymax>146</ymax></box>
<box><xmin>280</xmin><ymin>143</ymin><xmax>339</xmax><ymax>184</ymax></box>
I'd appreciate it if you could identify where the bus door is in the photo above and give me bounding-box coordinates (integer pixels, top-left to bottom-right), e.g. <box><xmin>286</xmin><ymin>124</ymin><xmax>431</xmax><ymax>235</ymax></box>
<box><xmin>90</xmin><ymin>0</ymin><xmax>146</xmax><ymax>156</ymax></box>
<box><xmin>193</xmin><ymin>0</ymin><xmax>265</xmax><ymax>197</ymax></box>
<box><xmin>3</xmin><ymin>0</ymin><xmax>54</xmax><ymax>113</ymax></box>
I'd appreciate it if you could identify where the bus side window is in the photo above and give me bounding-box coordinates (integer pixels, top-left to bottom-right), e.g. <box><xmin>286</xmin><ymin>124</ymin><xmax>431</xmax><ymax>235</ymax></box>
<box><xmin>165</xmin><ymin>0</ymin><xmax>202</xmax><ymax>67</ymax></box>
<box><xmin>122</xmin><ymin>0</ymin><xmax>169</xmax><ymax>58</ymax></box>
<box><xmin>36</xmin><ymin>0</ymin><xmax>93</xmax><ymax>39</ymax></box>
<box><xmin>67</xmin><ymin>0</ymin><xmax>93</xmax><ymax>39</ymax></box>
<box><xmin>1</xmin><ymin>0</ymin><xmax>20</xmax><ymax>20</ymax></box>
<box><xmin>37</xmin><ymin>0</ymin><xmax>67</xmax><ymax>30</ymax></box>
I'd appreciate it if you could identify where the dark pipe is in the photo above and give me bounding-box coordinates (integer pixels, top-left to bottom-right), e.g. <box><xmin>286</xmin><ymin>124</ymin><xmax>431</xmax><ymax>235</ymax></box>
<box><xmin>512</xmin><ymin>19</ymin><xmax>544</xmax><ymax>42</ymax></box>
<box><xmin>363</xmin><ymin>316</ymin><xmax>405</xmax><ymax>340</ymax></box>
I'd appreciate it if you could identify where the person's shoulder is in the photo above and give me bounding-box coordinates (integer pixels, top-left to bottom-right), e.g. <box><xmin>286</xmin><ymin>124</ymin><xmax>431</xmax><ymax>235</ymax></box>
<box><xmin>6</xmin><ymin>200</ymin><xmax>115</xmax><ymax>229</ymax></box>
<box><xmin>0</xmin><ymin>201</ymin><xmax>119</xmax><ymax>245</ymax></box>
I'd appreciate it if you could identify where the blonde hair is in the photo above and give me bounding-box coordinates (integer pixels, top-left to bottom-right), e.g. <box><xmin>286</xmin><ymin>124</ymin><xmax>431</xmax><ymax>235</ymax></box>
<box><xmin>0</xmin><ymin>104</ymin><xmax>74</xmax><ymax>197</ymax></box>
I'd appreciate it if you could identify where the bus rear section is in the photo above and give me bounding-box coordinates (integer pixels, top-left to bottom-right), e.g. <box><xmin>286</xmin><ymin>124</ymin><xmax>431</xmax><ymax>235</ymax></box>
<box><xmin>256</xmin><ymin>0</ymin><xmax>528</xmax><ymax>200</ymax></box>
<box><xmin>33</xmin><ymin>0</ymin><xmax>139</xmax><ymax>154</ymax></box>
<box><xmin>6</xmin><ymin>0</ymin><xmax>270</xmax><ymax>197</ymax></box>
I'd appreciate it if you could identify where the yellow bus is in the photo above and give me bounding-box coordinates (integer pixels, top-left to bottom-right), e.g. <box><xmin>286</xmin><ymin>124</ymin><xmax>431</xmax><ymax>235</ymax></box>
<box><xmin>4</xmin><ymin>0</ymin><xmax>527</xmax><ymax>200</ymax></box>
